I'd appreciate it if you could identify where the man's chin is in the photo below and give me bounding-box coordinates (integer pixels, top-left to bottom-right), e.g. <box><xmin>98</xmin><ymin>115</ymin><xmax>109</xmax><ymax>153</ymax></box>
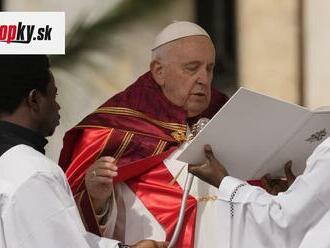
<box><xmin>45</xmin><ymin>125</ymin><xmax>58</xmax><ymax>137</ymax></box>
<box><xmin>186</xmin><ymin>100</ymin><xmax>210</xmax><ymax>117</ymax></box>
<box><xmin>187</xmin><ymin>107</ymin><xmax>208</xmax><ymax>118</ymax></box>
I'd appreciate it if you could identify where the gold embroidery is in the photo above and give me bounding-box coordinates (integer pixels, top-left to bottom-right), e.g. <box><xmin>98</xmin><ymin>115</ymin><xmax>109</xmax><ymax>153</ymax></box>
<box><xmin>113</xmin><ymin>132</ymin><xmax>134</xmax><ymax>160</ymax></box>
<box><xmin>75</xmin><ymin>124</ymin><xmax>110</xmax><ymax>129</ymax></box>
<box><xmin>97</xmin><ymin>128</ymin><xmax>114</xmax><ymax>159</ymax></box>
<box><xmin>171</xmin><ymin>130</ymin><xmax>186</xmax><ymax>142</ymax></box>
<box><xmin>186</xmin><ymin>122</ymin><xmax>200</xmax><ymax>142</ymax></box>
<box><xmin>197</xmin><ymin>195</ymin><xmax>219</xmax><ymax>203</ymax></box>
<box><xmin>152</xmin><ymin>140</ymin><xmax>162</xmax><ymax>156</ymax></box>
<box><xmin>94</xmin><ymin>107</ymin><xmax>186</xmax><ymax>132</ymax></box>
<box><xmin>152</xmin><ymin>140</ymin><xmax>168</xmax><ymax>156</ymax></box>
<box><xmin>86</xmin><ymin>189</ymin><xmax>102</xmax><ymax>234</ymax></box>
<box><xmin>75</xmin><ymin>125</ymin><xmax>175</xmax><ymax>142</ymax></box>
<box><xmin>186</xmin><ymin>133</ymin><xmax>194</xmax><ymax>142</ymax></box>
<box><xmin>158</xmin><ymin>140</ymin><xmax>167</xmax><ymax>154</ymax></box>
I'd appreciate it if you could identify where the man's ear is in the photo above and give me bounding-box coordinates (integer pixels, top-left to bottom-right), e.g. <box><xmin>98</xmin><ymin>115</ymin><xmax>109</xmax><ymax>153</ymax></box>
<box><xmin>150</xmin><ymin>59</ymin><xmax>165</xmax><ymax>87</ymax></box>
<box><xmin>26</xmin><ymin>89</ymin><xmax>41</xmax><ymax>112</ymax></box>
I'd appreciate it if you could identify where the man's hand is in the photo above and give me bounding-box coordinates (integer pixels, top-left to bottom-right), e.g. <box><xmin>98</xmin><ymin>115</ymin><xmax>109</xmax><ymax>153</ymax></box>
<box><xmin>85</xmin><ymin>156</ymin><xmax>118</xmax><ymax>214</ymax></box>
<box><xmin>188</xmin><ymin>144</ymin><xmax>229</xmax><ymax>188</ymax></box>
<box><xmin>261</xmin><ymin>161</ymin><xmax>296</xmax><ymax>195</ymax></box>
<box><xmin>131</xmin><ymin>240</ymin><xmax>169</xmax><ymax>248</ymax></box>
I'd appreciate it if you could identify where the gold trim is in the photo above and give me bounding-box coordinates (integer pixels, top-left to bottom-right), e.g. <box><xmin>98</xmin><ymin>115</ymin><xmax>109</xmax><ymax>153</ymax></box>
<box><xmin>113</xmin><ymin>131</ymin><xmax>134</xmax><ymax>160</ymax></box>
<box><xmin>86</xmin><ymin>189</ymin><xmax>102</xmax><ymax>234</ymax></box>
<box><xmin>171</xmin><ymin>130</ymin><xmax>186</xmax><ymax>142</ymax></box>
<box><xmin>152</xmin><ymin>140</ymin><xmax>162</xmax><ymax>156</ymax></box>
<box><xmin>158</xmin><ymin>140</ymin><xmax>167</xmax><ymax>154</ymax></box>
<box><xmin>75</xmin><ymin>125</ymin><xmax>177</xmax><ymax>142</ymax></box>
<box><xmin>197</xmin><ymin>195</ymin><xmax>219</xmax><ymax>203</ymax></box>
<box><xmin>93</xmin><ymin>107</ymin><xmax>186</xmax><ymax>131</ymax></box>
<box><xmin>152</xmin><ymin>140</ymin><xmax>168</xmax><ymax>156</ymax></box>
<box><xmin>96</xmin><ymin>128</ymin><xmax>114</xmax><ymax>159</ymax></box>
<box><xmin>75</xmin><ymin>124</ymin><xmax>110</xmax><ymax>129</ymax></box>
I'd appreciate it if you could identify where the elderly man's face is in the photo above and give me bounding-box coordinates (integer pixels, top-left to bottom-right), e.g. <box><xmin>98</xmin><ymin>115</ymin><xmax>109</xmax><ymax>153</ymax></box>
<box><xmin>154</xmin><ymin>36</ymin><xmax>215</xmax><ymax>117</ymax></box>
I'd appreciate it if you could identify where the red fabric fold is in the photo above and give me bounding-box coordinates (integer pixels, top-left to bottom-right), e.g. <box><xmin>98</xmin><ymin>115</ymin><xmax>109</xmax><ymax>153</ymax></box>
<box><xmin>114</xmin><ymin>148</ymin><xmax>176</xmax><ymax>183</ymax></box>
<box><xmin>127</xmin><ymin>161</ymin><xmax>197</xmax><ymax>248</ymax></box>
<box><xmin>65</xmin><ymin>128</ymin><xmax>113</xmax><ymax>193</ymax></box>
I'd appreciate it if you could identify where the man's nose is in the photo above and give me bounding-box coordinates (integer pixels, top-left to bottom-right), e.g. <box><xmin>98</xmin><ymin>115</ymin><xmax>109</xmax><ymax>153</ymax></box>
<box><xmin>56</xmin><ymin>101</ymin><xmax>61</xmax><ymax>110</ymax></box>
<box><xmin>197</xmin><ymin>68</ymin><xmax>210</xmax><ymax>85</ymax></box>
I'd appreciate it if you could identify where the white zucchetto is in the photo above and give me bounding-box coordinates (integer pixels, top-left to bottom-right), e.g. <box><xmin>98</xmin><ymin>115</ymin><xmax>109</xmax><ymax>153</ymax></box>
<box><xmin>151</xmin><ymin>21</ymin><xmax>210</xmax><ymax>50</ymax></box>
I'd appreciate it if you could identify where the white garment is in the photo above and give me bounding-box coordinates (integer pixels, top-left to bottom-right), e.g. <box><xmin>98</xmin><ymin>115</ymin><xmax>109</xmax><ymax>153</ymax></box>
<box><xmin>0</xmin><ymin>145</ymin><xmax>120</xmax><ymax>248</ymax></box>
<box><xmin>165</xmin><ymin>144</ymin><xmax>227</xmax><ymax>247</ymax></box>
<box><xmin>217</xmin><ymin>137</ymin><xmax>330</xmax><ymax>248</ymax></box>
<box><xmin>108</xmin><ymin>143</ymin><xmax>226</xmax><ymax>247</ymax></box>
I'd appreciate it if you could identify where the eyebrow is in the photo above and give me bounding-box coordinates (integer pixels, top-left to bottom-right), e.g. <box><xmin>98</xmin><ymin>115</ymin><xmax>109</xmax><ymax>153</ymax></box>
<box><xmin>184</xmin><ymin>61</ymin><xmax>201</xmax><ymax>66</ymax></box>
<box><xmin>183</xmin><ymin>61</ymin><xmax>215</xmax><ymax>67</ymax></box>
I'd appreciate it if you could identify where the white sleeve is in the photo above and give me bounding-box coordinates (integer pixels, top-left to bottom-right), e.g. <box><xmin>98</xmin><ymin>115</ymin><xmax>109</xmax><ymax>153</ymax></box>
<box><xmin>217</xmin><ymin>139</ymin><xmax>330</xmax><ymax>248</ymax></box>
<box><xmin>1</xmin><ymin>173</ymin><xmax>120</xmax><ymax>248</ymax></box>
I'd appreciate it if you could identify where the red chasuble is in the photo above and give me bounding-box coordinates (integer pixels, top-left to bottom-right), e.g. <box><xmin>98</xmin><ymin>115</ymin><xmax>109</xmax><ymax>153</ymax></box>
<box><xmin>59</xmin><ymin>71</ymin><xmax>228</xmax><ymax>247</ymax></box>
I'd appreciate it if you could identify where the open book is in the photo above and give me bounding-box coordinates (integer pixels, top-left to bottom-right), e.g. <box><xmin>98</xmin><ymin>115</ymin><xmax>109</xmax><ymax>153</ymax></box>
<box><xmin>177</xmin><ymin>88</ymin><xmax>330</xmax><ymax>180</ymax></box>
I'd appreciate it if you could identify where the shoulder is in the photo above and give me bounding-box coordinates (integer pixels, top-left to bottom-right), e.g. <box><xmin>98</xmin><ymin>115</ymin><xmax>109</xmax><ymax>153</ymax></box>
<box><xmin>97</xmin><ymin>71</ymin><xmax>157</xmax><ymax>110</ymax></box>
<box><xmin>303</xmin><ymin>137</ymin><xmax>330</xmax><ymax>177</ymax></box>
<box><xmin>308</xmin><ymin>137</ymin><xmax>330</xmax><ymax>161</ymax></box>
<box><xmin>0</xmin><ymin>145</ymin><xmax>66</xmax><ymax>192</ymax></box>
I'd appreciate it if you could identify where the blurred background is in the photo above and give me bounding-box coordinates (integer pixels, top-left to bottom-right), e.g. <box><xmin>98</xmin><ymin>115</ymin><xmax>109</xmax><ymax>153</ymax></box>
<box><xmin>2</xmin><ymin>0</ymin><xmax>330</xmax><ymax>161</ymax></box>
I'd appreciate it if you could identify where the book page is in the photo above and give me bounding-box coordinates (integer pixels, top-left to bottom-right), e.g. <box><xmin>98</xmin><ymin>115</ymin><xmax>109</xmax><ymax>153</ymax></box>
<box><xmin>177</xmin><ymin>88</ymin><xmax>310</xmax><ymax>180</ymax></box>
<box><xmin>257</xmin><ymin>111</ymin><xmax>330</xmax><ymax>178</ymax></box>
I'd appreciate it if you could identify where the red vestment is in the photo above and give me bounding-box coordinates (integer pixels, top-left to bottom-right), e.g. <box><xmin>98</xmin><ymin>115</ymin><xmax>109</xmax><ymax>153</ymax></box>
<box><xmin>59</xmin><ymin>71</ymin><xmax>228</xmax><ymax>247</ymax></box>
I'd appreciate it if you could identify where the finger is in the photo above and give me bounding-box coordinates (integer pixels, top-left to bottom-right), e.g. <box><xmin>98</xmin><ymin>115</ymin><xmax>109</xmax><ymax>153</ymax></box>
<box><xmin>188</xmin><ymin>163</ymin><xmax>201</xmax><ymax>175</ymax></box>
<box><xmin>158</xmin><ymin>241</ymin><xmax>169</xmax><ymax>248</ymax></box>
<box><xmin>93</xmin><ymin>161</ymin><xmax>118</xmax><ymax>171</ymax></box>
<box><xmin>102</xmin><ymin>163</ymin><xmax>118</xmax><ymax>171</ymax></box>
<box><xmin>275</xmin><ymin>180</ymin><xmax>288</xmax><ymax>192</ymax></box>
<box><xmin>204</xmin><ymin>144</ymin><xmax>215</xmax><ymax>160</ymax></box>
<box><xmin>284</xmin><ymin>161</ymin><xmax>296</xmax><ymax>186</ymax></box>
<box><xmin>188</xmin><ymin>162</ymin><xmax>208</xmax><ymax>172</ymax></box>
<box><xmin>260</xmin><ymin>174</ymin><xmax>272</xmax><ymax>192</ymax></box>
<box><xmin>97</xmin><ymin>156</ymin><xmax>116</xmax><ymax>163</ymax></box>
<box><xmin>270</xmin><ymin>184</ymin><xmax>282</xmax><ymax>195</ymax></box>
<box><xmin>86</xmin><ymin>164</ymin><xmax>117</xmax><ymax>179</ymax></box>
<box><xmin>94</xmin><ymin>168</ymin><xmax>118</xmax><ymax>178</ymax></box>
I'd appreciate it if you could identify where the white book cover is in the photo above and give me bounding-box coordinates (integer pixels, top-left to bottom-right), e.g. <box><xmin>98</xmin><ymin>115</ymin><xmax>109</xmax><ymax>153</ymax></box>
<box><xmin>177</xmin><ymin>87</ymin><xmax>330</xmax><ymax>180</ymax></box>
